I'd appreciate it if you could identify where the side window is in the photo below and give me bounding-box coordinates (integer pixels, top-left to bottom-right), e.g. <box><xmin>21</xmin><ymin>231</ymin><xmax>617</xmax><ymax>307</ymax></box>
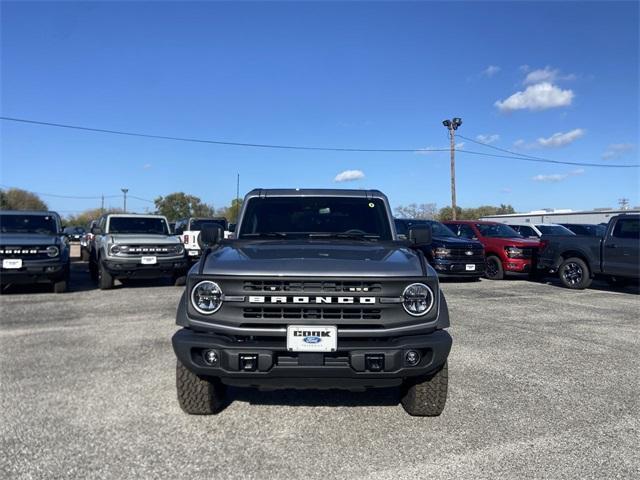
<box><xmin>519</xmin><ymin>226</ymin><xmax>537</xmax><ymax>237</ymax></box>
<box><xmin>612</xmin><ymin>218</ymin><xmax>640</xmax><ymax>240</ymax></box>
<box><xmin>458</xmin><ymin>224</ymin><xmax>476</xmax><ymax>239</ymax></box>
<box><xmin>394</xmin><ymin>220</ymin><xmax>408</xmax><ymax>236</ymax></box>
<box><xmin>508</xmin><ymin>225</ymin><xmax>520</xmax><ymax>233</ymax></box>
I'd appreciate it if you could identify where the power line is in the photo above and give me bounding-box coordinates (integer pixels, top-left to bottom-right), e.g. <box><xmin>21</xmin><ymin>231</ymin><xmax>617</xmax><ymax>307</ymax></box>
<box><xmin>0</xmin><ymin>184</ymin><xmax>154</xmax><ymax>203</ymax></box>
<box><xmin>456</xmin><ymin>134</ymin><xmax>638</xmax><ymax>168</ymax></box>
<box><xmin>0</xmin><ymin>116</ymin><xmax>441</xmax><ymax>153</ymax></box>
<box><xmin>1</xmin><ymin>116</ymin><xmax>637</xmax><ymax>168</ymax></box>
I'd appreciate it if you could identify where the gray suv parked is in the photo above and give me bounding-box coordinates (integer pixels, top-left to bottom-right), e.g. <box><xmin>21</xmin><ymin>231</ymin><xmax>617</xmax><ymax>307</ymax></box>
<box><xmin>89</xmin><ymin>213</ymin><xmax>188</xmax><ymax>289</ymax></box>
<box><xmin>0</xmin><ymin>210</ymin><xmax>70</xmax><ymax>293</ymax></box>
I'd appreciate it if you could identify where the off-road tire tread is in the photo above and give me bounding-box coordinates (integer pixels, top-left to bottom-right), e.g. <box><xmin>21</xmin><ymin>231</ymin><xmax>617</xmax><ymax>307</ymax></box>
<box><xmin>401</xmin><ymin>361</ymin><xmax>448</xmax><ymax>416</ymax></box>
<box><xmin>559</xmin><ymin>257</ymin><xmax>592</xmax><ymax>290</ymax></box>
<box><xmin>176</xmin><ymin>360</ymin><xmax>225</xmax><ymax>415</ymax></box>
<box><xmin>485</xmin><ymin>255</ymin><xmax>504</xmax><ymax>280</ymax></box>
<box><xmin>98</xmin><ymin>261</ymin><xmax>114</xmax><ymax>290</ymax></box>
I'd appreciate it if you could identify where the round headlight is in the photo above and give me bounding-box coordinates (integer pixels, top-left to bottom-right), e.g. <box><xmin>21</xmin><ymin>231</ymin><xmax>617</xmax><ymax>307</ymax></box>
<box><xmin>46</xmin><ymin>246</ymin><xmax>59</xmax><ymax>257</ymax></box>
<box><xmin>175</xmin><ymin>244</ymin><xmax>185</xmax><ymax>255</ymax></box>
<box><xmin>191</xmin><ymin>280</ymin><xmax>223</xmax><ymax>315</ymax></box>
<box><xmin>109</xmin><ymin>244</ymin><xmax>122</xmax><ymax>255</ymax></box>
<box><xmin>402</xmin><ymin>283</ymin><xmax>434</xmax><ymax>317</ymax></box>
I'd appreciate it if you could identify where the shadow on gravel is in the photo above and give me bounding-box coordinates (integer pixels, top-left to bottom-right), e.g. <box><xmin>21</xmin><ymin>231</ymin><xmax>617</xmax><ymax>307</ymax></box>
<box><xmin>229</xmin><ymin>386</ymin><xmax>400</xmax><ymax>408</ymax></box>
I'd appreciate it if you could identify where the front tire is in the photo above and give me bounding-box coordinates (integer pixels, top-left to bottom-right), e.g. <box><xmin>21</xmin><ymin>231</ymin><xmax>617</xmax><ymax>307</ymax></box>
<box><xmin>401</xmin><ymin>362</ymin><xmax>448</xmax><ymax>416</ymax></box>
<box><xmin>485</xmin><ymin>255</ymin><xmax>504</xmax><ymax>280</ymax></box>
<box><xmin>558</xmin><ymin>257</ymin><xmax>592</xmax><ymax>289</ymax></box>
<box><xmin>176</xmin><ymin>360</ymin><xmax>226</xmax><ymax>415</ymax></box>
<box><xmin>98</xmin><ymin>261</ymin><xmax>114</xmax><ymax>290</ymax></box>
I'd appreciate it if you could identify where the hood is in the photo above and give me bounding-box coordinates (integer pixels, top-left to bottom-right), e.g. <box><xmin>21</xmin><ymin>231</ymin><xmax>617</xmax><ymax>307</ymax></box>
<box><xmin>487</xmin><ymin>237</ymin><xmax>540</xmax><ymax>247</ymax></box>
<box><xmin>108</xmin><ymin>234</ymin><xmax>181</xmax><ymax>244</ymax></box>
<box><xmin>431</xmin><ymin>235</ymin><xmax>483</xmax><ymax>248</ymax></box>
<box><xmin>0</xmin><ymin>233</ymin><xmax>61</xmax><ymax>246</ymax></box>
<box><xmin>200</xmin><ymin>240</ymin><xmax>425</xmax><ymax>277</ymax></box>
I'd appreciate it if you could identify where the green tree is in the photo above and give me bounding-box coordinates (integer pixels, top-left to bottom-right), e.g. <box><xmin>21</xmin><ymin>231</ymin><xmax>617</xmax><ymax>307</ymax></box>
<box><xmin>216</xmin><ymin>198</ymin><xmax>243</xmax><ymax>223</ymax></box>
<box><xmin>437</xmin><ymin>204</ymin><xmax>516</xmax><ymax>221</ymax></box>
<box><xmin>0</xmin><ymin>188</ymin><xmax>48</xmax><ymax>211</ymax></box>
<box><xmin>154</xmin><ymin>192</ymin><xmax>215</xmax><ymax>221</ymax></box>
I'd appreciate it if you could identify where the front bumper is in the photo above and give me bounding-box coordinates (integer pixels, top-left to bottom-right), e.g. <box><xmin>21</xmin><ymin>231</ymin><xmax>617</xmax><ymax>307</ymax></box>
<box><xmin>172</xmin><ymin>328</ymin><xmax>452</xmax><ymax>390</ymax></box>
<box><xmin>503</xmin><ymin>258</ymin><xmax>533</xmax><ymax>273</ymax></box>
<box><xmin>432</xmin><ymin>258</ymin><xmax>485</xmax><ymax>277</ymax></box>
<box><xmin>0</xmin><ymin>258</ymin><xmax>68</xmax><ymax>285</ymax></box>
<box><xmin>103</xmin><ymin>257</ymin><xmax>189</xmax><ymax>279</ymax></box>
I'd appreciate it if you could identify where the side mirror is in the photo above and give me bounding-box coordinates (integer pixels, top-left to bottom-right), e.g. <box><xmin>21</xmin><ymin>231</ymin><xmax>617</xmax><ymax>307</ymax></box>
<box><xmin>199</xmin><ymin>225</ymin><xmax>223</xmax><ymax>248</ymax></box>
<box><xmin>91</xmin><ymin>226</ymin><xmax>103</xmax><ymax>235</ymax></box>
<box><xmin>228</xmin><ymin>223</ymin><xmax>236</xmax><ymax>233</ymax></box>
<box><xmin>408</xmin><ymin>225</ymin><xmax>432</xmax><ymax>245</ymax></box>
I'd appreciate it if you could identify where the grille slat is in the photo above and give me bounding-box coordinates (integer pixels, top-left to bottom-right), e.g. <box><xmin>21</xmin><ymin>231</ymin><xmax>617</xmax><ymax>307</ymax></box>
<box><xmin>0</xmin><ymin>246</ymin><xmax>50</xmax><ymax>260</ymax></box>
<box><xmin>243</xmin><ymin>307</ymin><xmax>382</xmax><ymax>321</ymax></box>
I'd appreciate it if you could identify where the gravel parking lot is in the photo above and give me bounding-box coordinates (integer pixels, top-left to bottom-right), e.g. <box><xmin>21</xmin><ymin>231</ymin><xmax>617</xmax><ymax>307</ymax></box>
<box><xmin>1</xmin><ymin>262</ymin><xmax>639</xmax><ymax>480</ymax></box>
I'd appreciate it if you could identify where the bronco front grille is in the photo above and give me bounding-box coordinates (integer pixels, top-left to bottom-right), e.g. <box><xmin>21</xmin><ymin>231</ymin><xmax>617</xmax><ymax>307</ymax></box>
<box><xmin>114</xmin><ymin>245</ymin><xmax>182</xmax><ymax>256</ymax></box>
<box><xmin>242</xmin><ymin>307</ymin><xmax>382</xmax><ymax>320</ymax></box>
<box><xmin>0</xmin><ymin>246</ymin><xmax>50</xmax><ymax>260</ymax></box>
<box><xmin>242</xmin><ymin>280</ymin><xmax>382</xmax><ymax>293</ymax></box>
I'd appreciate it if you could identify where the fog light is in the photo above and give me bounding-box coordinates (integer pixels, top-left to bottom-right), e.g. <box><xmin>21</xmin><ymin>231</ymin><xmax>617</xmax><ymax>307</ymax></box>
<box><xmin>405</xmin><ymin>350</ymin><xmax>420</xmax><ymax>366</ymax></box>
<box><xmin>202</xmin><ymin>349</ymin><xmax>219</xmax><ymax>366</ymax></box>
<box><xmin>239</xmin><ymin>354</ymin><xmax>258</xmax><ymax>371</ymax></box>
<box><xmin>365</xmin><ymin>354</ymin><xmax>384</xmax><ymax>372</ymax></box>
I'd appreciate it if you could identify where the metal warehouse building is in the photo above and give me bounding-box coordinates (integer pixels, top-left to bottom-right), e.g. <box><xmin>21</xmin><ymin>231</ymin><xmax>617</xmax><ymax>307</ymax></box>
<box><xmin>480</xmin><ymin>208</ymin><xmax>640</xmax><ymax>225</ymax></box>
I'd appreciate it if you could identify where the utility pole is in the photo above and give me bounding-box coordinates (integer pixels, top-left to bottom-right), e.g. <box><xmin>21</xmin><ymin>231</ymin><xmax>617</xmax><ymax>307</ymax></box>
<box><xmin>618</xmin><ymin>198</ymin><xmax>630</xmax><ymax>210</ymax></box>
<box><xmin>121</xmin><ymin>188</ymin><xmax>129</xmax><ymax>213</ymax></box>
<box><xmin>442</xmin><ymin>118</ymin><xmax>463</xmax><ymax>220</ymax></box>
<box><xmin>101</xmin><ymin>194</ymin><xmax>104</xmax><ymax>214</ymax></box>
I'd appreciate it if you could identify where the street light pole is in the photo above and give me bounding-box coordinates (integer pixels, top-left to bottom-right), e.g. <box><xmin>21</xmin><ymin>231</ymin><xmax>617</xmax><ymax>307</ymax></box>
<box><xmin>442</xmin><ymin>118</ymin><xmax>463</xmax><ymax>220</ymax></box>
<box><xmin>121</xmin><ymin>188</ymin><xmax>129</xmax><ymax>213</ymax></box>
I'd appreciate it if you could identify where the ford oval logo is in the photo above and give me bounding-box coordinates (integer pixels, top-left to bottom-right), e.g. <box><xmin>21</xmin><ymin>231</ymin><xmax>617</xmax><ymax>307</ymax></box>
<box><xmin>465</xmin><ymin>250</ymin><xmax>474</xmax><ymax>256</ymax></box>
<box><xmin>304</xmin><ymin>336</ymin><xmax>321</xmax><ymax>344</ymax></box>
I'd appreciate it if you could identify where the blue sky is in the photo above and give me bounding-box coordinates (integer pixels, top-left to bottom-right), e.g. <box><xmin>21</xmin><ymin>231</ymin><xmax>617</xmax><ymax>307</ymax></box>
<box><xmin>1</xmin><ymin>1</ymin><xmax>638</xmax><ymax>216</ymax></box>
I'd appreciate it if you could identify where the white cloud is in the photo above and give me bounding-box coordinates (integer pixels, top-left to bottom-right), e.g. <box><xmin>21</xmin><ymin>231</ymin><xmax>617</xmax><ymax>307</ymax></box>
<box><xmin>482</xmin><ymin>65</ymin><xmax>501</xmax><ymax>78</ymax></box>
<box><xmin>602</xmin><ymin>143</ymin><xmax>635</xmax><ymax>160</ymax></box>
<box><xmin>500</xmin><ymin>187</ymin><xmax>512</xmax><ymax>194</ymax></box>
<box><xmin>415</xmin><ymin>146</ymin><xmax>444</xmax><ymax>155</ymax></box>
<box><xmin>143</xmin><ymin>163</ymin><xmax>152</xmax><ymax>169</ymax></box>
<box><xmin>519</xmin><ymin>64</ymin><xmax>530</xmax><ymax>72</ymax></box>
<box><xmin>532</xmin><ymin>168</ymin><xmax>585</xmax><ymax>183</ymax></box>
<box><xmin>536</xmin><ymin>128</ymin><xmax>585</xmax><ymax>148</ymax></box>
<box><xmin>524</xmin><ymin>66</ymin><xmax>577</xmax><ymax>85</ymax></box>
<box><xmin>495</xmin><ymin>82</ymin><xmax>574</xmax><ymax>112</ymax></box>
<box><xmin>455</xmin><ymin>142</ymin><xmax>465</xmax><ymax>150</ymax></box>
<box><xmin>513</xmin><ymin>139</ymin><xmax>527</xmax><ymax>149</ymax></box>
<box><xmin>476</xmin><ymin>134</ymin><xmax>500</xmax><ymax>144</ymax></box>
<box><xmin>334</xmin><ymin>169</ymin><xmax>365</xmax><ymax>182</ymax></box>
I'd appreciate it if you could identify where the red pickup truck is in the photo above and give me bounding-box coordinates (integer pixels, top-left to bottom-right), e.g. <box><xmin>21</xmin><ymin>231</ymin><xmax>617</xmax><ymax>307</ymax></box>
<box><xmin>443</xmin><ymin>220</ymin><xmax>540</xmax><ymax>279</ymax></box>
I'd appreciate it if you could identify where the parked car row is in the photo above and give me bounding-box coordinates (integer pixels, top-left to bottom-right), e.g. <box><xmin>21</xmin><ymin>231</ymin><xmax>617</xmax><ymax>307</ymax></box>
<box><xmin>1</xmin><ymin>207</ymin><xmax>638</xmax><ymax>294</ymax></box>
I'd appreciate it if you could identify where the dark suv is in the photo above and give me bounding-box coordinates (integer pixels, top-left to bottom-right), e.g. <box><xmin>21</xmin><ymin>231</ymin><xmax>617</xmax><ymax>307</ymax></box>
<box><xmin>395</xmin><ymin>219</ymin><xmax>485</xmax><ymax>278</ymax></box>
<box><xmin>0</xmin><ymin>210</ymin><xmax>70</xmax><ymax>293</ymax></box>
<box><xmin>172</xmin><ymin>189</ymin><xmax>452</xmax><ymax>416</ymax></box>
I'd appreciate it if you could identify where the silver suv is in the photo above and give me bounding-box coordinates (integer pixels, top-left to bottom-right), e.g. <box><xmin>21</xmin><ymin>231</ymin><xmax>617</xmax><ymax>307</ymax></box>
<box><xmin>89</xmin><ymin>213</ymin><xmax>188</xmax><ymax>290</ymax></box>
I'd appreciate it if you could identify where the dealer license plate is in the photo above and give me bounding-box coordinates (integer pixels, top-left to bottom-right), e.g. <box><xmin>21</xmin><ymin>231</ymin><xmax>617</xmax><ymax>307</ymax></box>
<box><xmin>465</xmin><ymin>264</ymin><xmax>476</xmax><ymax>271</ymax></box>
<box><xmin>141</xmin><ymin>256</ymin><xmax>157</xmax><ymax>265</ymax></box>
<box><xmin>2</xmin><ymin>259</ymin><xmax>22</xmax><ymax>269</ymax></box>
<box><xmin>188</xmin><ymin>250</ymin><xmax>199</xmax><ymax>256</ymax></box>
<box><xmin>287</xmin><ymin>325</ymin><xmax>337</xmax><ymax>352</ymax></box>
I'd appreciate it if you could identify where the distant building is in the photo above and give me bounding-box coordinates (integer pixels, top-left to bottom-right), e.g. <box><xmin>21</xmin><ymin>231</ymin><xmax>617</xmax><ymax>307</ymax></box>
<box><xmin>480</xmin><ymin>208</ymin><xmax>640</xmax><ymax>225</ymax></box>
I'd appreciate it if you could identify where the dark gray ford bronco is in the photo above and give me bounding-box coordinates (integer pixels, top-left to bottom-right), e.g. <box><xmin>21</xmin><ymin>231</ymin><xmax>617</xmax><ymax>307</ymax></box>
<box><xmin>172</xmin><ymin>189</ymin><xmax>452</xmax><ymax>416</ymax></box>
<box><xmin>0</xmin><ymin>210</ymin><xmax>70</xmax><ymax>293</ymax></box>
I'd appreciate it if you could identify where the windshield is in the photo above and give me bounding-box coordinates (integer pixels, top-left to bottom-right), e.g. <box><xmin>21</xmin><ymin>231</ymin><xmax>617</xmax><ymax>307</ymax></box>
<box><xmin>475</xmin><ymin>223</ymin><xmax>522</xmax><ymax>238</ymax></box>
<box><xmin>239</xmin><ymin>196</ymin><xmax>392</xmax><ymax>240</ymax></box>
<box><xmin>108</xmin><ymin>217</ymin><xmax>168</xmax><ymax>235</ymax></box>
<box><xmin>190</xmin><ymin>219</ymin><xmax>227</xmax><ymax>231</ymax></box>
<box><xmin>536</xmin><ymin>225</ymin><xmax>575</xmax><ymax>236</ymax></box>
<box><xmin>395</xmin><ymin>219</ymin><xmax>456</xmax><ymax>237</ymax></box>
<box><xmin>0</xmin><ymin>214</ymin><xmax>58</xmax><ymax>234</ymax></box>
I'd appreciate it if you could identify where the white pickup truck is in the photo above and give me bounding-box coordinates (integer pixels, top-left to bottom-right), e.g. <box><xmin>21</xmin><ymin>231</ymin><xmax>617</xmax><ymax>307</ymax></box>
<box><xmin>174</xmin><ymin>217</ymin><xmax>228</xmax><ymax>260</ymax></box>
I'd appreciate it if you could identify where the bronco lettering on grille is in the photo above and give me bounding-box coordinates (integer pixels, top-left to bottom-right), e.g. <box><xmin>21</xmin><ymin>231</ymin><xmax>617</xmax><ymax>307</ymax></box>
<box><xmin>248</xmin><ymin>296</ymin><xmax>376</xmax><ymax>304</ymax></box>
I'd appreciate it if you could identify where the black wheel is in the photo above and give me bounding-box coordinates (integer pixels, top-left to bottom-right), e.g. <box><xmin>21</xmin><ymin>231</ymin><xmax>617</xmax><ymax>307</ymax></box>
<box><xmin>558</xmin><ymin>257</ymin><xmax>592</xmax><ymax>289</ymax></box>
<box><xmin>401</xmin><ymin>362</ymin><xmax>448</xmax><ymax>416</ymax></box>
<box><xmin>485</xmin><ymin>255</ymin><xmax>504</xmax><ymax>280</ymax></box>
<box><xmin>176</xmin><ymin>360</ymin><xmax>226</xmax><ymax>414</ymax></box>
<box><xmin>53</xmin><ymin>279</ymin><xmax>67</xmax><ymax>293</ymax></box>
<box><xmin>98</xmin><ymin>260</ymin><xmax>114</xmax><ymax>290</ymax></box>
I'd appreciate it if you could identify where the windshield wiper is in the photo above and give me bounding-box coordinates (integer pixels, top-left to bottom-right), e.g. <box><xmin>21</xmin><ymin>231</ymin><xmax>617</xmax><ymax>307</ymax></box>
<box><xmin>242</xmin><ymin>232</ymin><xmax>289</xmax><ymax>238</ymax></box>
<box><xmin>308</xmin><ymin>233</ymin><xmax>380</xmax><ymax>241</ymax></box>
